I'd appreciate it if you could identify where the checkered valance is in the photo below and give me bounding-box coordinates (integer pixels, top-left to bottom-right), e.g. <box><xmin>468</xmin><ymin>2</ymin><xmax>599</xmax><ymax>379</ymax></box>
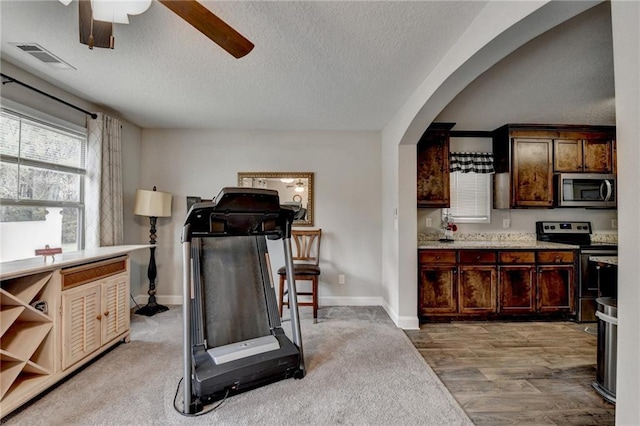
<box><xmin>449</xmin><ymin>152</ymin><xmax>494</xmax><ymax>174</ymax></box>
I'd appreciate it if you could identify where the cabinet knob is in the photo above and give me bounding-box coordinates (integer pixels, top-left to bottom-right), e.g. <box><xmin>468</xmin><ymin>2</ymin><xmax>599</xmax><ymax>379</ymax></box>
<box><xmin>104</xmin><ymin>310</ymin><xmax>110</xmax><ymax>317</ymax></box>
<box><xmin>96</xmin><ymin>314</ymin><xmax>102</xmax><ymax>320</ymax></box>
<box><xmin>554</xmin><ymin>256</ymin><xmax>561</xmax><ymax>262</ymax></box>
<box><xmin>476</xmin><ymin>256</ymin><xmax>481</xmax><ymax>260</ymax></box>
<box><xmin>435</xmin><ymin>256</ymin><xmax>440</xmax><ymax>260</ymax></box>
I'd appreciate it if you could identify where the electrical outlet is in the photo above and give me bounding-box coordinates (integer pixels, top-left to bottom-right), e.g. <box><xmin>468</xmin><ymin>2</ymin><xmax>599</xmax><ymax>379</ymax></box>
<box><xmin>503</xmin><ymin>218</ymin><xmax>510</xmax><ymax>228</ymax></box>
<box><xmin>338</xmin><ymin>274</ymin><xmax>346</xmax><ymax>285</ymax></box>
<box><xmin>425</xmin><ymin>218</ymin><xmax>432</xmax><ymax>228</ymax></box>
<box><xmin>612</xmin><ymin>219</ymin><xmax>618</xmax><ymax>229</ymax></box>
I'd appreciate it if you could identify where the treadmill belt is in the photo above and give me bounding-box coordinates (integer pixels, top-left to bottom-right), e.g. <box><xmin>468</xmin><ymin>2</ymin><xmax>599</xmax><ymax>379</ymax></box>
<box><xmin>200</xmin><ymin>236</ymin><xmax>271</xmax><ymax>348</ymax></box>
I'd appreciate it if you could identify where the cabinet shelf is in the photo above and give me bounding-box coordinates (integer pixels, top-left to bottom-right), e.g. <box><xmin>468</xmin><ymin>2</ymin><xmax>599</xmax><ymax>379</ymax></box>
<box><xmin>0</xmin><ymin>322</ymin><xmax>53</xmax><ymax>362</ymax></box>
<box><xmin>0</xmin><ymin>306</ymin><xmax>24</xmax><ymax>336</ymax></box>
<box><xmin>0</xmin><ymin>361</ymin><xmax>26</xmax><ymax>400</ymax></box>
<box><xmin>0</xmin><ymin>272</ymin><xmax>53</xmax><ymax>305</ymax></box>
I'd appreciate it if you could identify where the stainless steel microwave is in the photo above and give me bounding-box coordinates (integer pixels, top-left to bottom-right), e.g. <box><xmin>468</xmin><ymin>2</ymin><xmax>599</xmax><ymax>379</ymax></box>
<box><xmin>557</xmin><ymin>173</ymin><xmax>616</xmax><ymax>208</ymax></box>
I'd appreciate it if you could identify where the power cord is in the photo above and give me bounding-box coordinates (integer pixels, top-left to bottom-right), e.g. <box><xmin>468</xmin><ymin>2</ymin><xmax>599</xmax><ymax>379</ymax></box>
<box><xmin>173</xmin><ymin>377</ymin><xmax>229</xmax><ymax>417</ymax></box>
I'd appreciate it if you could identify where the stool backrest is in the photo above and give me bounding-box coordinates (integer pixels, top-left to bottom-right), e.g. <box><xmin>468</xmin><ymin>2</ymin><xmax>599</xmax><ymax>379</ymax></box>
<box><xmin>291</xmin><ymin>229</ymin><xmax>322</xmax><ymax>266</ymax></box>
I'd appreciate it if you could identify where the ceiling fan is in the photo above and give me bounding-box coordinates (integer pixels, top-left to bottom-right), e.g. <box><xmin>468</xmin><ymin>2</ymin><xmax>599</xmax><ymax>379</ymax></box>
<box><xmin>62</xmin><ymin>0</ymin><xmax>254</xmax><ymax>58</ymax></box>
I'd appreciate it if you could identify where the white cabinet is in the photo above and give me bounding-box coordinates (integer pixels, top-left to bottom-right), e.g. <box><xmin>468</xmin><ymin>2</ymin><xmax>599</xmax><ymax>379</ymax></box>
<box><xmin>1</xmin><ymin>250</ymin><xmax>137</xmax><ymax>418</ymax></box>
<box><xmin>61</xmin><ymin>259</ymin><xmax>130</xmax><ymax>370</ymax></box>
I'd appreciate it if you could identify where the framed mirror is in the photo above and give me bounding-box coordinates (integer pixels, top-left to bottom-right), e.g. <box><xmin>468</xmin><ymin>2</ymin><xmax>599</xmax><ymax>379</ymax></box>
<box><xmin>238</xmin><ymin>172</ymin><xmax>314</xmax><ymax>226</ymax></box>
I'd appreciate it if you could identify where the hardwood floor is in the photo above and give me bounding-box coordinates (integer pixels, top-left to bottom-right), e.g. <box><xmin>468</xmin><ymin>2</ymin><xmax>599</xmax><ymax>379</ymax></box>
<box><xmin>405</xmin><ymin>322</ymin><xmax>615</xmax><ymax>425</ymax></box>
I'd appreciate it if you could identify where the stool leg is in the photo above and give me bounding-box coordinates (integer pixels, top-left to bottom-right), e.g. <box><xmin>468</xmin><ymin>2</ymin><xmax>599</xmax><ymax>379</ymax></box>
<box><xmin>279</xmin><ymin>275</ymin><xmax>285</xmax><ymax>317</ymax></box>
<box><xmin>312</xmin><ymin>276</ymin><xmax>318</xmax><ymax>322</ymax></box>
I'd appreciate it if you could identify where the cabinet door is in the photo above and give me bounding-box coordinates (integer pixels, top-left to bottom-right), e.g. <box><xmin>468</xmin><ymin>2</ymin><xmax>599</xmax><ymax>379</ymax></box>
<box><xmin>499</xmin><ymin>266</ymin><xmax>536</xmax><ymax>313</ymax></box>
<box><xmin>583</xmin><ymin>138</ymin><xmax>613</xmax><ymax>173</ymax></box>
<box><xmin>101</xmin><ymin>274</ymin><xmax>130</xmax><ymax>344</ymax></box>
<box><xmin>553</xmin><ymin>139</ymin><xmax>583</xmax><ymax>172</ymax></box>
<box><xmin>61</xmin><ymin>283</ymin><xmax>102</xmax><ymax>369</ymax></box>
<box><xmin>417</xmin><ymin>131</ymin><xmax>450</xmax><ymax>207</ymax></box>
<box><xmin>418</xmin><ymin>266</ymin><xmax>457</xmax><ymax>315</ymax></box>
<box><xmin>537</xmin><ymin>266</ymin><xmax>574</xmax><ymax>312</ymax></box>
<box><xmin>512</xmin><ymin>138</ymin><xmax>554</xmax><ymax>207</ymax></box>
<box><xmin>458</xmin><ymin>266</ymin><xmax>497</xmax><ymax>314</ymax></box>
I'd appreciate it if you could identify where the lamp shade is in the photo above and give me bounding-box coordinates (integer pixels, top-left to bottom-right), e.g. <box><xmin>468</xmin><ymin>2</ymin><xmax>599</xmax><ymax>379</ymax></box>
<box><xmin>134</xmin><ymin>187</ymin><xmax>172</xmax><ymax>217</ymax></box>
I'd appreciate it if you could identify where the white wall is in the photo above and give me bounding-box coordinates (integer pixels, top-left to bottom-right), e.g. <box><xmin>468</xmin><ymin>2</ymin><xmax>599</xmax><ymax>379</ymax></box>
<box><xmin>610</xmin><ymin>1</ymin><xmax>640</xmax><ymax>423</ymax></box>
<box><xmin>137</xmin><ymin>129</ymin><xmax>382</xmax><ymax>307</ymax></box>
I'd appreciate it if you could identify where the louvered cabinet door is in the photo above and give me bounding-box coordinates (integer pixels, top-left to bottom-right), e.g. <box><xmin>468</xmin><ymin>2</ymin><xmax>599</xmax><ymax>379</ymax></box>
<box><xmin>61</xmin><ymin>283</ymin><xmax>102</xmax><ymax>370</ymax></box>
<box><xmin>101</xmin><ymin>274</ymin><xmax>129</xmax><ymax>344</ymax></box>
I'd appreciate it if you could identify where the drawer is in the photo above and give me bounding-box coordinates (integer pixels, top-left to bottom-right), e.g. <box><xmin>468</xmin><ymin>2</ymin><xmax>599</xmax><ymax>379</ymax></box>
<box><xmin>419</xmin><ymin>250</ymin><xmax>456</xmax><ymax>264</ymax></box>
<box><xmin>537</xmin><ymin>250</ymin><xmax>575</xmax><ymax>264</ymax></box>
<box><xmin>458</xmin><ymin>250</ymin><xmax>496</xmax><ymax>264</ymax></box>
<box><xmin>61</xmin><ymin>256</ymin><xmax>128</xmax><ymax>290</ymax></box>
<box><xmin>499</xmin><ymin>251</ymin><xmax>535</xmax><ymax>264</ymax></box>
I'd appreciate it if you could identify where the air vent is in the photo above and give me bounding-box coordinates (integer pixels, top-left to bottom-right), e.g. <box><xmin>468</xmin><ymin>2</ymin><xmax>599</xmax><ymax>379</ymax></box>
<box><xmin>11</xmin><ymin>43</ymin><xmax>76</xmax><ymax>70</ymax></box>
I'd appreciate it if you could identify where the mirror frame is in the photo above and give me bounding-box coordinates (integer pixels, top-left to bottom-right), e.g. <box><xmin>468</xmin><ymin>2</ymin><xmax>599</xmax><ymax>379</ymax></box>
<box><xmin>237</xmin><ymin>172</ymin><xmax>314</xmax><ymax>226</ymax></box>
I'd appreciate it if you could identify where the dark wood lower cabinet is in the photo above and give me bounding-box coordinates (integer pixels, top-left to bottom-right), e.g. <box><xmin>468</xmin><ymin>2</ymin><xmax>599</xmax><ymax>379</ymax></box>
<box><xmin>458</xmin><ymin>266</ymin><xmax>497</xmax><ymax>314</ymax></box>
<box><xmin>418</xmin><ymin>265</ymin><xmax>457</xmax><ymax>315</ymax></box>
<box><xmin>499</xmin><ymin>266</ymin><xmax>536</xmax><ymax>313</ymax></box>
<box><xmin>418</xmin><ymin>248</ymin><xmax>576</xmax><ymax>321</ymax></box>
<box><xmin>537</xmin><ymin>265</ymin><xmax>573</xmax><ymax>312</ymax></box>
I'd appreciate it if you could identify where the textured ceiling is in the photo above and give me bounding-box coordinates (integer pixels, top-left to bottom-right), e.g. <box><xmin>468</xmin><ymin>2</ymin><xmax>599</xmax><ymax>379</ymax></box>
<box><xmin>0</xmin><ymin>0</ymin><xmax>489</xmax><ymax>130</ymax></box>
<box><xmin>1</xmin><ymin>2</ymin><xmax>615</xmax><ymax>132</ymax></box>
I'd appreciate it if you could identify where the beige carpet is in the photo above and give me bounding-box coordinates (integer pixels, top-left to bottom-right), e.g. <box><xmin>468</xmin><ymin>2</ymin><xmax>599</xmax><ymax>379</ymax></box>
<box><xmin>2</xmin><ymin>306</ymin><xmax>471</xmax><ymax>425</ymax></box>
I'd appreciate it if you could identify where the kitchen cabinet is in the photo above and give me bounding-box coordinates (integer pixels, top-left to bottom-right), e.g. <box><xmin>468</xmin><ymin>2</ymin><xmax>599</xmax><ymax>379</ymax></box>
<box><xmin>418</xmin><ymin>251</ymin><xmax>457</xmax><ymax>315</ymax></box>
<box><xmin>417</xmin><ymin>123</ymin><xmax>455</xmax><ymax>208</ymax></box>
<box><xmin>457</xmin><ymin>251</ymin><xmax>497</xmax><ymax>314</ymax></box>
<box><xmin>536</xmin><ymin>250</ymin><xmax>575</xmax><ymax>313</ymax></box>
<box><xmin>512</xmin><ymin>138</ymin><xmax>554</xmax><ymax>207</ymax></box>
<box><xmin>492</xmin><ymin>124</ymin><xmax>617</xmax><ymax>209</ymax></box>
<box><xmin>498</xmin><ymin>251</ymin><xmax>536</xmax><ymax>314</ymax></box>
<box><xmin>554</xmin><ymin>137</ymin><xmax>614</xmax><ymax>173</ymax></box>
<box><xmin>418</xmin><ymin>247</ymin><xmax>577</xmax><ymax>321</ymax></box>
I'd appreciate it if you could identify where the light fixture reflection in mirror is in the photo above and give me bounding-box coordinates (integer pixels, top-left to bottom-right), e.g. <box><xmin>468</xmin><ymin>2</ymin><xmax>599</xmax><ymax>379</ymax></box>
<box><xmin>238</xmin><ymin>172</ymin><xmax>314</xmax><ymax>226</ymax></box>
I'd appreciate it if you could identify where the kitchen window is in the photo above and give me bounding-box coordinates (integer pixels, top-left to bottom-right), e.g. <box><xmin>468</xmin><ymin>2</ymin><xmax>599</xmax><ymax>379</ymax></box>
<box><xmin>445</xmin><ymin>152</ymin><xmax>493</xmax><ymax>224</ymax></box>
<box><xmin>0</xmin><ymin>108</ymin><xmax>87</xmax><ymax>262</ymax></box>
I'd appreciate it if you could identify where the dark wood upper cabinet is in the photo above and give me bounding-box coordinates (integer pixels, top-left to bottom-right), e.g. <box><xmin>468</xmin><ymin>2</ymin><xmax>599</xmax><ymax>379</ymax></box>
<box><xmin>417</xmin><ymin>123</ymin><xmax>455</xmax><ymax>208</ymax></box>
<box><xmin>554</xmin><ymin>137</ymin><xmax>614</xmax><ymax>173</ymax></box>
<box><xmin>493</xmin><ymin>124</ymin><xmax>616</xmax><ymax>209</ymax></box>
<box><xmin>512</xmin><ymin>138</ymin><xmax>554</xmax><ymax>207</ymax></box>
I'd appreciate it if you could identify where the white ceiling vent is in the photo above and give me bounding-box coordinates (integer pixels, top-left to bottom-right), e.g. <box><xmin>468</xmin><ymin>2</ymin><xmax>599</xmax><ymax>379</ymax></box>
<box><xmin>11</xmin><ymin>43</ymin><xmax>76</xmax><ymax>70</ymax></box>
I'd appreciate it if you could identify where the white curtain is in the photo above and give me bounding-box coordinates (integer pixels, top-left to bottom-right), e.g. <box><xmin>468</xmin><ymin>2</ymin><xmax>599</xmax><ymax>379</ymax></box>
<box><xmin>85</xmin><ymin>113</ymin><xmax>124</xmax><ymax>248</ymax></box>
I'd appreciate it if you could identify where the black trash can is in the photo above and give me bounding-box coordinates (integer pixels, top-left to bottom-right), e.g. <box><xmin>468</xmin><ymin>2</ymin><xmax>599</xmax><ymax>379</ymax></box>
<box><xmin>592</xmin><ymin>297</ymin><xmax>617</xmax><ymax>403</ymax></box>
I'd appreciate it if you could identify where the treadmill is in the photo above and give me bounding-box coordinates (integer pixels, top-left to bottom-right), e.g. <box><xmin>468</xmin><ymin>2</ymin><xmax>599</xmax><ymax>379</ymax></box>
<box><xmin>180</xmin><ymin>187</ymin><xmax>305</xmax><ymax>414</ymax></box>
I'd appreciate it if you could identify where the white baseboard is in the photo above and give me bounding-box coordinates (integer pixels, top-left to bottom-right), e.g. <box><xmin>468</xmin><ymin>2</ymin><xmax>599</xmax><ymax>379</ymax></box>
<box><xmin>135</xmin><ymin>294</ymin><xmax>420</xmax><ymax>330</ymax></box>
<box><xmin>381</xmin><ymin>301</ymin><xmax>420</xmax><ymax>330</ymax></box>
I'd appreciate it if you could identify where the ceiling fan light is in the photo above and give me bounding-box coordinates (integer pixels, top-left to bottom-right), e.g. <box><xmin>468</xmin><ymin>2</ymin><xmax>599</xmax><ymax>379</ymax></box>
<box><xmin>280</xmin><ymin>178</ymin><xmax>295</xmax><ymax>184</ymax></box>
<box><xmin>59</xmin><ymin>0</ymin><xmax>73</xmax><ymax>6</ymax></box>
<box><xmin>295</xmin><ymin>186</ymin><xmax>305</xmax><ymax>193</ymax></box>
<box><xmin>91</xmin><ymin>0</ymin><xmax>151</xmax><ymax>24</ymax></box>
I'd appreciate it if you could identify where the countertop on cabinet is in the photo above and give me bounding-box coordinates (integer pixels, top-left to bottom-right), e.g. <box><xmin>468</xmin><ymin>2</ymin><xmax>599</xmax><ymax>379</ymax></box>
<box><xmin>0</xmin><ymin>245</ymin><xmax>150</xmax><ymax>280</ymax></box>
<box><xmin>589</xmin><ymin>256</ymin><xmax>618</xmax><ymax>266</ymax></box>
<box><xmin>418</xmin><ymin>240</ymin><xmax>579</xmax><ymax>250</ymax></box>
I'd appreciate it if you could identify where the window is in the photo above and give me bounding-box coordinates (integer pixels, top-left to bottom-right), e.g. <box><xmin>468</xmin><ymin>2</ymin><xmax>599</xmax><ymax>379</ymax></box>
<box><xmin>445</xmin><ymin>151</ymin><xmax>494</xmax><ymax>224</ymax></box>
<box><xmin>446</xmin><ymin>171</ymin><xmax>491</xmax><ymax>223</ymax></box>
<box><xmin>0</xmin><ymin>108</ymin><xmax>87</xmax><ymax>262</ymax></box>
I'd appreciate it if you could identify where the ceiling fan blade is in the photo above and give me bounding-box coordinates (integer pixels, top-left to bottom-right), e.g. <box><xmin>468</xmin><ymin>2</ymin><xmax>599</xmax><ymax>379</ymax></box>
<box><xmin>78</xmin><ymin>0</ymin><xmax>113</xmax><ymax>49</ymax></box>
<box><xmin>158</xmin><ymin>0</ymin><xmax>254</xmax><ymax>59</ymax></box>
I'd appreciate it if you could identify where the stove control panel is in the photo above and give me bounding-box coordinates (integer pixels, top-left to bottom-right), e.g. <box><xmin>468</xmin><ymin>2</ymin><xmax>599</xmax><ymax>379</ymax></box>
<box><xmin>536</xmin><ymin>221</ymin><xmax>592</xmax><ymax>234</ymax></box>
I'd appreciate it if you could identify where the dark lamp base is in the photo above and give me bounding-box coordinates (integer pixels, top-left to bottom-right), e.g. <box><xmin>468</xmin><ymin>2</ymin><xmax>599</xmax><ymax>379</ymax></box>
<box><xmin>135</xmin><ymin>303</ymin><xmax>169</xmax><ymax>317</ymax></box>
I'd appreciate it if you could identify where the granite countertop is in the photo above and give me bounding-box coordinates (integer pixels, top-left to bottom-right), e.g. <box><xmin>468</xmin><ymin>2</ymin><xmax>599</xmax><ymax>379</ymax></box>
<box><xmin>589</xmin><ymin>256</ymin><xmax>618</xmax><ymax>266</ymax></box>
<box><xmin>418</xmin><ymin>240</ymin><xmax>579</xmax><ymax>250</ymax></box>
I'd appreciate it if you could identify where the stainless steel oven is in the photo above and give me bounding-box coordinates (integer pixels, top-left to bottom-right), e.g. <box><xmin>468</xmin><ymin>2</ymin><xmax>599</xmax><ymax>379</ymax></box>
<box><xmin>536</xmin><ymin>221</ymin><xmax>617</xmax><ymax>322</ymax></box>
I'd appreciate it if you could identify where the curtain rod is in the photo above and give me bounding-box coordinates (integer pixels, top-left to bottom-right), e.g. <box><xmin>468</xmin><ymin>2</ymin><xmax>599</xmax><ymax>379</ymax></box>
<box><xmin>1</xmin><ymin>73</ymin><xmax>98</xmax><ymax>120</ymax></box>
